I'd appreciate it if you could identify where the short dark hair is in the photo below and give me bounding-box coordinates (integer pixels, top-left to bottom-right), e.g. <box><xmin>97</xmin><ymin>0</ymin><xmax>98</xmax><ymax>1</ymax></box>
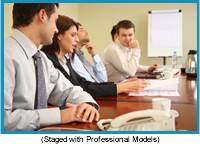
<box><xmin>12</xmin><ymin>3</ymin><xmax>59</xmax><ymax>28</ymax></box>
<box><xmin>116</xmin><ymin>20</ymin><xmax>135</xmax><ymax>35</ymax></box>
<box><xmin>110</xmin><ymin>25</ymin><xmax>117</xmax><ymax>41</ymax></box>
<box><xmin>41</xmin><ymin>15</ymin><xmax>78</xmax><ymax>59</ymax></box>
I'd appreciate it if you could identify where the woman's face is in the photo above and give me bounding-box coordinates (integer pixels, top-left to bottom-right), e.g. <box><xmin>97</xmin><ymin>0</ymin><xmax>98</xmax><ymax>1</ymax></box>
<box><xmin>58</xmin><ymin>25</ymin><xmax>79</xmax><ymax>54</ymax></box>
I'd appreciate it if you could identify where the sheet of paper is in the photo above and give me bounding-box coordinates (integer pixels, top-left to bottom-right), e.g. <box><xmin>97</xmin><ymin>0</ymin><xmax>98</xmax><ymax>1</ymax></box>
<box><xmin>144</xmin><ymin>78</ymin><xmax>179</xmax><ymax>90</ymax></box>
<box><xmin>129</xmin><ymin>90</ymin><xmax>180</xmax><ymax>97</ymax></box>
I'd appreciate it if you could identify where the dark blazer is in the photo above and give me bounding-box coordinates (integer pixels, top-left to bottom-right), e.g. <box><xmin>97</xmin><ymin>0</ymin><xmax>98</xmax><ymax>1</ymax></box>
<box><xmin>45</xmin><ymin>53</ymin><xmax>117</xmax><ymax>97</ymax></box>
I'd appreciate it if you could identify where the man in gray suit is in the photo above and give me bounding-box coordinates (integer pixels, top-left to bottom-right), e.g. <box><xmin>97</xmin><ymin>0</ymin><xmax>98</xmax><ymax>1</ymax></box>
<box><xmin>4</xmin><ymin>3</ymin><xmax>99</xmax><ymax>131</ymax></box>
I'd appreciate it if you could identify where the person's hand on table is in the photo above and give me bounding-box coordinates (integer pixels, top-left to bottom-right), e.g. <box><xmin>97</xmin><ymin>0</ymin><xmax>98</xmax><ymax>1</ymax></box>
<box><xmin>126</xmin><ymin>80</ymin><xmax>150</xmax><ymax>93</ymax></box>
<box><xmin>148</xmin><ymin>64</ymin><xmax>159</xmax><ymax>72</ymax></box>
<box><xmin>60</xmin><ymin>103</ymin><xmax>99</xmax><ymax>124</ymax></box>
<box><xmin>117</xmin><ymin>79</ymin><xmax>150</xmax><ymax>93</ymax></box>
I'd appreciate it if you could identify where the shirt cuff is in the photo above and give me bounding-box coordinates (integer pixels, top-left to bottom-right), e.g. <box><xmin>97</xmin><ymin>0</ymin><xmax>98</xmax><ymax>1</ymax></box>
<box><xmin>36</xmin><ymin>107</ymin><xmax>61</xmax><ymax>128</ymax></box>
<box><xmin>92</xmin><ymin>54</ymin><xmax>101</xmax><ymax>64</ymax></box>
<box><xmin>138</xmin><ymin>65</ymin><xmax>150</xmax><ymax>72</ymax></box>
<box><xmin>132</xmin><ymin>48</ymin><xmax>141</xmax><ymax>57</ymax></box>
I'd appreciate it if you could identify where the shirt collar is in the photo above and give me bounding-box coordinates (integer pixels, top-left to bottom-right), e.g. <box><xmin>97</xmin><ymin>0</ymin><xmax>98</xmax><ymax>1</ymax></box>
<box><xmin>115</xmin><ymin>38</ymin><xmax>132</xmax><ymax>54</ymax></box>
<box><xmin>56</xmin><ymin>52</ymin><xmax>67</xmax><ymax>66</ymax></box>
<box><xmin>75</xmin><ymin>48</ymin><xmax>84</xmax><ymax>55</ymax></box>
<box><xmin>11</xmin><ymin>29</ymin><xmax>38</xmax><ymax>59</ymax></box>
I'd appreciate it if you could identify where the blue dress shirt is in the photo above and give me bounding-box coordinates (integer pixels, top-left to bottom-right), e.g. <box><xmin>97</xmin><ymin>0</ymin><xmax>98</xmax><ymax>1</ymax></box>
<box><xmin>66</xmin><ymin>49</ymin><xmax>108</xmax><ymax>83</ymax></box>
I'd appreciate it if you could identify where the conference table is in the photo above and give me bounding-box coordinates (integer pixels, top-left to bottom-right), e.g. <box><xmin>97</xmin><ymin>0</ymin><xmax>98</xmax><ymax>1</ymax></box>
<box><xmin>95</xmin><ymin>72</ymin><xmax>197</xmax><ymax>104</ymax></box>
<box><xmin>40</xmin><ymin>71</ymin><xmax>197</xmax><ymax>131</ymax></box>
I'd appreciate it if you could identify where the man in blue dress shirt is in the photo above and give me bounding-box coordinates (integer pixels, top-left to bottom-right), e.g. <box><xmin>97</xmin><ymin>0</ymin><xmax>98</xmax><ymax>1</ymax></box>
<box><xmin>68</xmin><ymin>23</ymin><xmax>107</xmax><ymax>83</ymax></box>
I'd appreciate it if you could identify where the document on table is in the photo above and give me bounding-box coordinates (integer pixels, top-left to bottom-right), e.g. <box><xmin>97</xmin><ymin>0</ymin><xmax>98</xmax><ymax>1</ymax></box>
<box><xmin>144</xmin><ymin>78</ymin><xmax>179</xmax><ymax>90</ymax></box>
<box><xmin>129</xmin><ymin>78</ymin><xmax>180</xmax><ymax>96</ymax></box>
<box><xmin>129</xmin><ymin>90</ymin><xmax>180</xmax><ymax>97</ymax></box>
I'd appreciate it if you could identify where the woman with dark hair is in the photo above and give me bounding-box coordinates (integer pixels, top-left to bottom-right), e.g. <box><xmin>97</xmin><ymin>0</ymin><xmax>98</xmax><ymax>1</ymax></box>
<box><xmin>41</xmin><ymin>15</ymin><xmax>149</xmax><ymax>97</ymax></box>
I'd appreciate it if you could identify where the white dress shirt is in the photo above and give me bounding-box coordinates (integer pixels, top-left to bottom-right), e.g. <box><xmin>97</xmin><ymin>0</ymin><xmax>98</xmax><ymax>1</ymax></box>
<box><xmin>67</xmin><ymin>49</ymin><xmax>107</xmax><ymax>82</ymax></box>
<box><xmin>102</xmin><ymin>39</ymin><xmax>149</xmax><ymax>82</ymax></box>
<box><xmin>4</xmin><ymin>29</ymin><xmax>99</xmax><ymax>131</ymax></box>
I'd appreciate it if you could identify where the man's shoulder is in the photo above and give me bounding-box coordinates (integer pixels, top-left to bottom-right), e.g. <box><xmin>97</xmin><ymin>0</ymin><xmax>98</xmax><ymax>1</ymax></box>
<box><xmin>4</xmin><ymin>37</ymin><xmax>18</xmax><ymax>49</ymax></box>
<box><xmin>105</xmin><ymin>41</ymin><xmax>122</xmax><ymax>53</ymax></box>
<box><xmin>107</xmin><ymin>41</ymin><xmax>120</xmax><ymax>49</ymax></box>
<box><xmin>4</xmin><ymin>37</ymin><xmax>22</xmax><ymax>58</ymax></box>
<box><xmin>68</xmin><ymin>52</ymin><xmax>84</xmax><ymax>69</ymax></box>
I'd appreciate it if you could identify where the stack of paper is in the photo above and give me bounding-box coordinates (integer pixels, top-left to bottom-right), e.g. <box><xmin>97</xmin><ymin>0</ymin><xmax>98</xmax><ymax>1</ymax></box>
<box><xmin>129</xmin><ymin>90</ymin><xmax>180</xmax><ymax>97</ymax></box>
<box><xmin>129</xmin><ymin>78</ymin><xmax>180</xmax><ymax>97</ymax></box>
<box><xmin>144</xmin><ymin>78</ymin><xmax>178</xmax><ymax>91</ymax></box>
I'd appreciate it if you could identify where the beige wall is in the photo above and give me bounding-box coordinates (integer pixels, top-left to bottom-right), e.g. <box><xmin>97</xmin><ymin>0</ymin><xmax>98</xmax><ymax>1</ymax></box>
<box><xmin>78</xmin><ymin>3</ymin><xmax>197</xmax><ymax>66</ymax></box>
<box><xmin>4</xmin><ymin>3</ymin><xmax>78</xmax><ymax>39</ymax></box>
<box><xmin>4</xmin><ymin>3</ymin><xmax>13</xmax><ymax>39</ymax></box>
<box><xmin>4</xmin><ymin>3</ymin><xmax>197</xmax><ymax>66</ymax></box>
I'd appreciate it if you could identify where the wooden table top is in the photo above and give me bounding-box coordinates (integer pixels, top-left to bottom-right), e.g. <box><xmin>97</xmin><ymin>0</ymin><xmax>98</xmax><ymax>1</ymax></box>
<box><xmin>41</xmin><ymin>101</ymin><xmax>197</xmax><ymax>131</ymax></box>
<box><xmin>41</xmin><ymin>72</ymin><xmax>197</xmax><ymax>132</ymax></box>
<box><xmin>95</xmin><ymin>73</ymin><xmax>197</xmax><ymax>104</ymax></box>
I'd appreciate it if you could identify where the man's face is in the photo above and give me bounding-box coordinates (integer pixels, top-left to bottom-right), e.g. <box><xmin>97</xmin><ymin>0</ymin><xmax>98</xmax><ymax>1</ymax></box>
<box><xmin>77</xmin><ymin>25</ymin><xmax>90</xmax><ymax>44</ymax></box>
<box><xmin>41</xmin><ymin>5</ymin><xmax>59</xmax><ymax>45</ymax></box>
<box><xmin>117</xmin><ymin>28</ymin><xmax>135</xmax><ymax>47</ymax></box>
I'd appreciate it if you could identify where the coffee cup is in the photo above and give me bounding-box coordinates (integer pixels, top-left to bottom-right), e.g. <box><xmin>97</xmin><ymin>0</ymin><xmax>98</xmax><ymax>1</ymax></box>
<box><xmin>152</xmin><ymin>98</ymin><xmax>171</xmax><ymax>112</ymax></box>
<box><xmin>164</xmin><ymin>71</ymin><xmax>173</xmax><ymax>79</ymax></box>
<box><xmin>164</xmin><ymin>68</ymin><xmax>172</xmax><ymax>72</ymax></box>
